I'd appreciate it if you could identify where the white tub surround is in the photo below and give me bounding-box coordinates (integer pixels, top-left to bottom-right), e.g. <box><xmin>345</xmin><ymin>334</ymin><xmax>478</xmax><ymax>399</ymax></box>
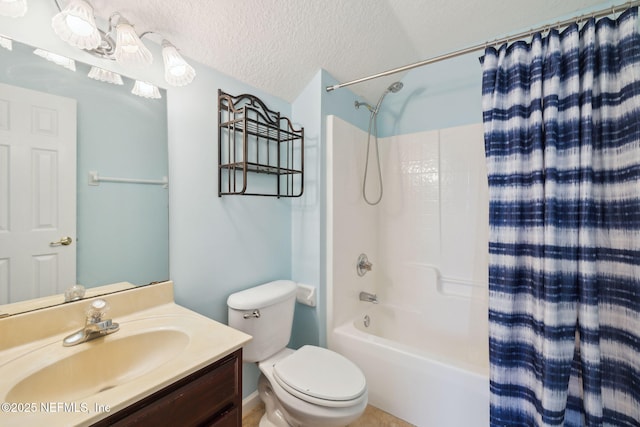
<box><xmin>326</xmin><ymin>116</ymin><xmax>489</xmax><ymax>426</ymax></box>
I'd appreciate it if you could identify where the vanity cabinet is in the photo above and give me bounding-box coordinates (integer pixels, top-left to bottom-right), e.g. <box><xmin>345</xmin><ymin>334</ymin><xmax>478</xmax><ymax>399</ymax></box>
<box><xmin>92</xmin><ymin>349</ymin><xmax>242</xmax><ymax>427</ymax></box>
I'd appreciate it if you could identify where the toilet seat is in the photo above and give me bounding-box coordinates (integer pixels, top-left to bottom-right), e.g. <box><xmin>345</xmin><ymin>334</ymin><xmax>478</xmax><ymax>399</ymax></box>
<box><xmin>272</xmin><ymin>345</ymin><xmax>366</xmax><ymax>408</ymax></box>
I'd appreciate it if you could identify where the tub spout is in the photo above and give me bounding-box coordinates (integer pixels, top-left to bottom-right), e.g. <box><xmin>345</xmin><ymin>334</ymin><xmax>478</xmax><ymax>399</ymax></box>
<box><xmin>359</xmin><ymin>291</ymin><xmax>378</xmax><ymax>304</ymax></box>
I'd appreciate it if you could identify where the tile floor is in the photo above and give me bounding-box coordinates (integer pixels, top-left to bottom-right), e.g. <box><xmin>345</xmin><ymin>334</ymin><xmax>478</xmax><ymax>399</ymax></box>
<box><xmin>242</xmin><ymin>403</ymin><xmax>415</xmax><ymax>427</ymax></box>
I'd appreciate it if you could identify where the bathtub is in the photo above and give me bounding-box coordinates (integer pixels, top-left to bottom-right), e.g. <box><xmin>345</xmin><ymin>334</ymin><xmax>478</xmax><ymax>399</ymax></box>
<box><xmin>329</xmin><ymin>302</ymin><xmax>490</xmax><ymax>426</ymax></box>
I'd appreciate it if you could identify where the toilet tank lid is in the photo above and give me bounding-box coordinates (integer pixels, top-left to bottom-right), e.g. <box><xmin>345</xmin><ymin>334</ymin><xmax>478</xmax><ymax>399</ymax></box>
<box><xmin>227</xmin><ymin>280</ymin><xmax>297</xmax><ymax>310</ymax></box>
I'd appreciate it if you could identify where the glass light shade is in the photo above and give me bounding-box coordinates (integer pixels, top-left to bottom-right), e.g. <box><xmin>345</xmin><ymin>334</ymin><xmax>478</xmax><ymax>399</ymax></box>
<box><xmin>114</xmin><ymin>20</ymin><xmax>152</xmax><ymax>66</ymax></box>
<box><xmin>88</xmin><ymin>66</ymin><xmax>123</xmax><ymax>85</ymax></box>
<box><xmin>132</xmin><ymin>80</ymin><xmax>161</xmax><ymax>99</ymax></box>
<box><xmin>51</xmin><ymin>0</ymin><xmax>101</xmax><ymax>50</ymax></box>
<box><xmin>161</xmin><ymin>40</ymin><xmax>195</xmax><ymax>86</ymax></box>
<box><xmin>0</xmin><ymin>0</ymin><xmax>27</xmax><ymax>18</ymax></box>
<box><xmin>0</xmin><ymin>35</ymin><xmax>13</xmax><ymax>51</ymax></box>
<box><xmin>33</xmin><ymin>49</ymin><xmax>76</xmax><ymax>71</ymax></box>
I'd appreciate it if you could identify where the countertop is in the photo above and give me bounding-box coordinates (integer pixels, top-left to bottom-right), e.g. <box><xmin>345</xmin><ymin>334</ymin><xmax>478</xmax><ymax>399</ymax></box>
<box><xmin>0</xmin><ymin>281</ymin><xmax>252</xmax><ymax>426</ymax></box>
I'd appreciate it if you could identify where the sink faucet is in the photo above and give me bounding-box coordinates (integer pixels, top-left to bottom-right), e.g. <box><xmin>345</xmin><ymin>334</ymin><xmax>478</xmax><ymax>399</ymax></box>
<box><xmin>63</xmin><ymin>299</ymin><xmax>119</xmax><ymax>346</ymax></box>
<box><xmin>359</xmin><ymin>291</ymin><xmax>378</xmax><ymax>304</ymax></box>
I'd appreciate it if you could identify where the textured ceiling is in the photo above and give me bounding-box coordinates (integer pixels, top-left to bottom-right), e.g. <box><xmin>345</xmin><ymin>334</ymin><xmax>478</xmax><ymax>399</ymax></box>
<box><xmin>90</xmin><ymin>0</ymin><xmax>612</xmax><ymax>103</ymax></box>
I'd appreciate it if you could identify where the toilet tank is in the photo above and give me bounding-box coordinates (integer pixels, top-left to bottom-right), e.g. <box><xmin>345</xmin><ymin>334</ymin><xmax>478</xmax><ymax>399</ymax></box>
<box><xmin>227</xmin><ymin>280</ymin><xmax>297</xmax><ymax>363</ymax></box>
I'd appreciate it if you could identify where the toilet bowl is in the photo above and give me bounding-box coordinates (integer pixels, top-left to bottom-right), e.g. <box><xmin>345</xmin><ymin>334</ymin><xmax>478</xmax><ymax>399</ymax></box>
<box><xmin>227</xmin><ymin>281</ymin><xmax>368</xmax><ymax>427</ymax></box>
<box><xmin>258</xmin><ymin>347</ymin><xmax>367</xmax><ymax>427</ymax></box>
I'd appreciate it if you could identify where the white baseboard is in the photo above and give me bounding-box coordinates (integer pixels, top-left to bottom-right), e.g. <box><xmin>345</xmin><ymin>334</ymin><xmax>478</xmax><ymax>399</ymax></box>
<box><xmin>242</xmin><ymin>390</ymin><xmax>262</xmax><ymax>415</ymax></box>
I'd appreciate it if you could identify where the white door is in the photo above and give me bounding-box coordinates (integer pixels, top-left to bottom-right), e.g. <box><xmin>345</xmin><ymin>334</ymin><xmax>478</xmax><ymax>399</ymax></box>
<box><xmin>0</xmin><ymin>83</ymin><xmax>77</xmax><ymax>304</ymax></box>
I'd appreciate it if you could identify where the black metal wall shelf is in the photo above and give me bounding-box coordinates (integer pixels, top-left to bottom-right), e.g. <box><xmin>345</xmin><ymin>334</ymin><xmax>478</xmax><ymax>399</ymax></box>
<box><xmin>218</xmin><ymin>90</ymin><xmax>304</xmax><ymax>197</ymax></box>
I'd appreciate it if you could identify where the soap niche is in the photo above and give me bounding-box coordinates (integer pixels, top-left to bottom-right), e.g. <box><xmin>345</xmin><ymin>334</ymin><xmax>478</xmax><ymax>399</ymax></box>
<box><xmin>218</xmin><ymin>90</ymin><xmax>304</xmax><ymax>198</ymax></box>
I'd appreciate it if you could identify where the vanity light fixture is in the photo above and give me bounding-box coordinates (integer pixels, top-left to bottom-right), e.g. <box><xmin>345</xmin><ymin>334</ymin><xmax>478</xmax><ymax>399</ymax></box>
<box><xmin>113</xmin><ymin>17</ymin><xmax>152</xmax><ymax>66</ymax></box>
<box><xmin>88</xmin><ymin>66</ymin><xmax>123</xmax><ymax>85</ymax></box>
<box><xmin>33</xmin><ymin>48</ymin><xmax>76</xmax><ymax>71</ymax></box>
<box><xmin>161</xmin><ymin>40</ymin><xmax>195</xmax><ymax>87</ymax></box>
<box><xmin>132</xmin><ymin>80</ymin><xmax>161</xmax><ymax>99</ymax></box>
<box><xmin>0</xmin><ymin>36</ymin><xmax>13</xmax><ymax>51</ymax></box>
<box><xmin>51</xmin><ymin>0</ymin><xmax>101</xmax><ymax>50</ymax></box>
<box><xmin>50</xmin><ymin>0</ymin><xmax>195</xmax><ymax>86</ymax></box>
<box><xmin>0</xmin><ymin>0</ymin><xmax>27</xmax><ymax>18</ymax></box>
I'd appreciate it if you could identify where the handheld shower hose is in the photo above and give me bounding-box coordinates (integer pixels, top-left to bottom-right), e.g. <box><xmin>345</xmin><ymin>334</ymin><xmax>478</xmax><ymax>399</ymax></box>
<box><xmin>359</xmin><ymin>82</ymin><xmax>403</xmax><ymax>205</ymax></box>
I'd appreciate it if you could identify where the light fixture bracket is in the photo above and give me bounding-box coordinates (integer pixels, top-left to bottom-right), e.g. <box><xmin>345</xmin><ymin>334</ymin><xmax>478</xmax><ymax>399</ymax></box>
<box><xmin>90</xmin><ymin>28</ymin><xmax>116</xmax><ymax>59</ymax></box>
<box><xmin>85</xmin><ymin>12</ymin><xmax>129</xmax><ymax>61</ymax></box>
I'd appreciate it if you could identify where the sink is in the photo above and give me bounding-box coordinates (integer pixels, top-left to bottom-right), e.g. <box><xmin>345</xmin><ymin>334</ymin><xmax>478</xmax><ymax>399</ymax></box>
<box><xmin>6</xmin><ymin>328</ymin><xmax>189</xmax><ymax>403</ymax></box>
<box><xmin>0</xmin><ymin>288</ymin><xmax>252</xmax><ymax>427</ymax></box>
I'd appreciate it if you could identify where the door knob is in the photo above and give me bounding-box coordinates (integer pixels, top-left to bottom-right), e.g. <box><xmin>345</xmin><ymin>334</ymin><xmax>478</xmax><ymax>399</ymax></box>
<box><xmin>50</xmin><ymin>236</ymin><xmax>73</xmax><ymax>246</ymax></box>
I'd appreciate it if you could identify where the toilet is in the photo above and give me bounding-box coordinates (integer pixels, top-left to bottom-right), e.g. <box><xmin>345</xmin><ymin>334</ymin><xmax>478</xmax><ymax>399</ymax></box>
<box><xmin>227</xmin><ymin>280</ymin><xmax>367</xmax><ymax>427</ymax></box>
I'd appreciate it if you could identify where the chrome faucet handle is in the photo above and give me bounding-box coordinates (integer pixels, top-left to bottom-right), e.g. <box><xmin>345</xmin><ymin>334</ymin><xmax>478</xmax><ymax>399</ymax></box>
<box><xmin>357</xmin><ymin>253</ymin><xmax>373</xmax><ymax>276</ymax></box>
<box><xmin>64</xmin><ymin>284</ymin><xmax>86</xmax><ymax>302</ymax></box>
<box><xmin>63</xmin><ymin>298</ymin><xmax>119</xmax><ymax>346</ymax></box>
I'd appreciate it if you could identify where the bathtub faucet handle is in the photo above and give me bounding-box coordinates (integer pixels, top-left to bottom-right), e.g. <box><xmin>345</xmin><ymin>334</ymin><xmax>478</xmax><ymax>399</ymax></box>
<box><xmin>357</xmin><ymin>253</ymin><xmax>373</xmax><ymax>276</ymax></box>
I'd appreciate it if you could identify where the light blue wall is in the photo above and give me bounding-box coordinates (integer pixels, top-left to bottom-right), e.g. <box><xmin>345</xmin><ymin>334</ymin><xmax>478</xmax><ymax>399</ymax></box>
<box><xmin>0</xmin><ymin>40</ymin><xmax>169</xmax><ymax>289</ymax></box>
<box><xmin>290</xmin><ymin>70</ymin><xmax>323</xmax><ymax>349</ymax></box>
<box><xmin>166</xmin><ymin>61</ymin><xmax>293</xmax><ymax>398</ymax></box>
<box><xmin>289</xmin><ymin>70</ymin><xmax>371</xmax><ymax>351</ymax></box>
<box><xmin>168</xmin><ymin>65</ymin><xmax>369</xmax><ymax>399</ymax></box>
<box><xmin>377</xmin><ymin>51</ymin><xmax>483</xmax><ymax>137</ymax></box>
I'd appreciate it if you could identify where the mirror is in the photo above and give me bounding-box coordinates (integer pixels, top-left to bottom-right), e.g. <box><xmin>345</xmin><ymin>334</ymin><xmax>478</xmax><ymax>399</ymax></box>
<box><xmin>0</xmin><ymin>39</ymin><xmax>169</xmax><ymax>315</ymax></box>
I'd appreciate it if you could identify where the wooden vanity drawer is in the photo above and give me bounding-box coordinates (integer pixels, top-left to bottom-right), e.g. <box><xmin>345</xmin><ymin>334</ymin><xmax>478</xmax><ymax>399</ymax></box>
<box><xmin>93</xmin><ymin>349</ymin><xmax>242</xmax><ymax>427</ymax></box>
<box><xmin>207</xmin><ymin>407</ymin><xmax>239</xmax><ymax>427</ymax></box>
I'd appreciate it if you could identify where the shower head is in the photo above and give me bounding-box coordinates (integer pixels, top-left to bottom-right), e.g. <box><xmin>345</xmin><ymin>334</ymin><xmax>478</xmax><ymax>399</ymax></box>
<box><xmin>373</xmin><ymin>81</ymin><xmax>404</xmax><ymax>114</ymax></box>
<box><xmin>354</xmin><ymin>81</ymin><xmax>404</xmax><ymax>115</ymax></box>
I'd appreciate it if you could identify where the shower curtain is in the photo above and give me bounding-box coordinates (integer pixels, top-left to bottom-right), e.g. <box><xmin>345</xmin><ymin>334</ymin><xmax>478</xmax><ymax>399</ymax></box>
<box><xmin>482</xmin><ymin>7</ymin><xmax>640</xmax><ymax>427</ymax></box>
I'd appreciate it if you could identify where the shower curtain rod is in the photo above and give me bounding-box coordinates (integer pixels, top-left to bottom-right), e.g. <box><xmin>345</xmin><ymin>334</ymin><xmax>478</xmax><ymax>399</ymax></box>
<box><xmin>325</xmin><ymin>0</ymin><xmax>640</xmax><ymax>92</ymax></box>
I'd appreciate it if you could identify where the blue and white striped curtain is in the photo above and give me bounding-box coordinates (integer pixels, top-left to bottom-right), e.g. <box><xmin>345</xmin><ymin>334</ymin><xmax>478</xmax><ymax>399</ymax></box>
<box><xmin>482</xmin><ymin>7</ymin><xmax>640</xmax><ymax>426</ymax></box>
